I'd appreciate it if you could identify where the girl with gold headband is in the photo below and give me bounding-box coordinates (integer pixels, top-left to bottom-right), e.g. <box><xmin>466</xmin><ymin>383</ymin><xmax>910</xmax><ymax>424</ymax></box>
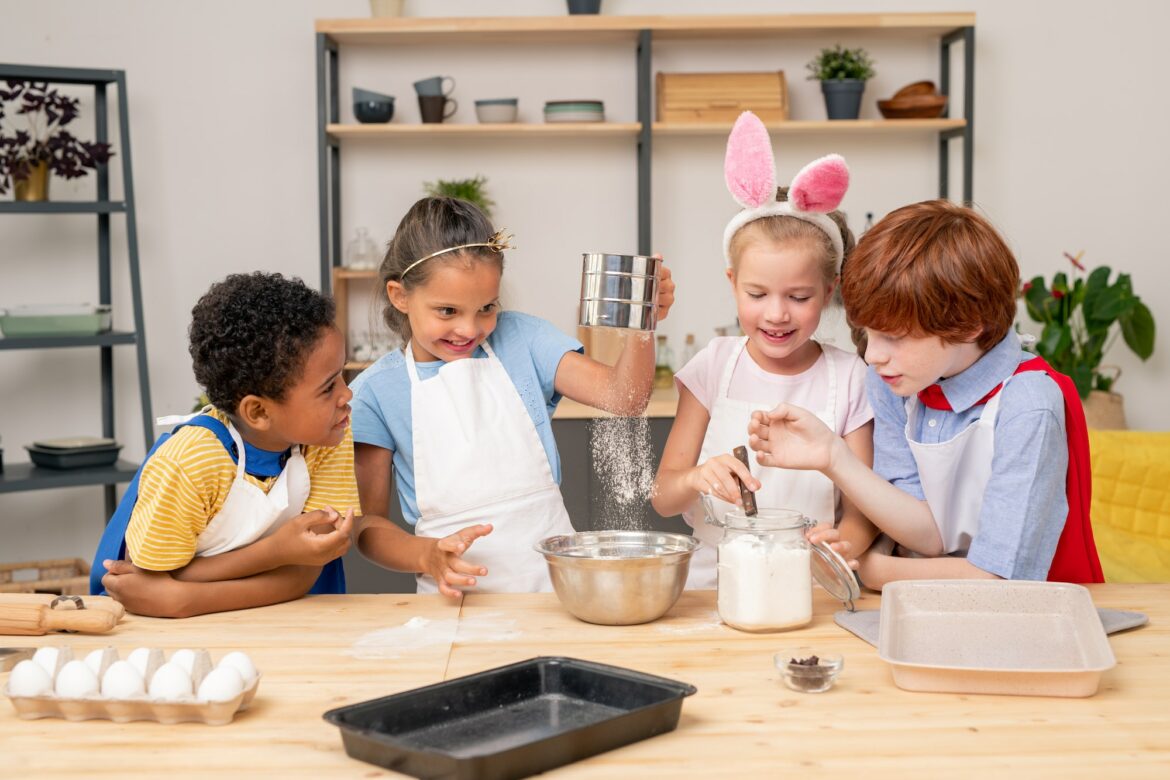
<box><xmin>349</xmin><ymin>197</ymin><xmax>675</xmax><ymax>595</ymax></box>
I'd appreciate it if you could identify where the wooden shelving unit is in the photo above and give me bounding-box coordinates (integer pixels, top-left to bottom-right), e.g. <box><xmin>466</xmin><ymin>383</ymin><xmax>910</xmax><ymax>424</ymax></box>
<box><xmin>0</xmin><ymin>64</ymin><xmax>154</xmax><ymax>517</ymax></box>
<box><xmin>317</xmin><ymin>12</ymin><xmax>975</xmax><ymax>361</ymax></box>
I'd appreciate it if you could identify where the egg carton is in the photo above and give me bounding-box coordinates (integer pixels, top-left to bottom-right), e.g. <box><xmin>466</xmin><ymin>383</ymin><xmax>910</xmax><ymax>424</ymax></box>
<box><xmin>4</xmin><ymin>646</ymin><xmax>260</xmax><ymax>725</ymax></box>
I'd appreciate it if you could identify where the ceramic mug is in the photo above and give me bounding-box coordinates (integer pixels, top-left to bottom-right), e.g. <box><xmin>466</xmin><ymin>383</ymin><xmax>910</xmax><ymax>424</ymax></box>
<box><xmin>413</xmin><ymin>76</ymin><xmax>456</xmax><ymax>97</ymax></box>
<box><xmin>418</xmin><ymin>94</ymin><xmax>458</xmax><ymax>123</ymax></box>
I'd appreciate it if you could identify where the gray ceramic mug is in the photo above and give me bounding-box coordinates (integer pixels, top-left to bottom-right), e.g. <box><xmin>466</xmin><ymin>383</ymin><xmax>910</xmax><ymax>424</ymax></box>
<box><xmin>413</xmin><ymin>76</ymin><xmax>455</xmax><ymax>97</ymax></box>
<box><xmin>418</xmin><ymin>94</ymin><xmax>458</xmax><ymax>123</ymax></box>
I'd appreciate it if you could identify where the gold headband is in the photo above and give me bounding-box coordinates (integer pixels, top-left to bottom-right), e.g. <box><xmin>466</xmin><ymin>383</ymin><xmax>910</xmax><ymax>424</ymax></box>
<box><xmin>400</xmin><ymin>229</ymin><xmax>514</xmax><ymax>278</ymax></box>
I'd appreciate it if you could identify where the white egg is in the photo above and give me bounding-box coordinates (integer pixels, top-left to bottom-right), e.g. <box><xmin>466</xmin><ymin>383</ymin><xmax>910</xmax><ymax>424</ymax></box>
<box><xmin>83</xmin><ymin>648</ymin><xmax>106</xmax><ymax>677</ymax></box>
<box><xmin>127</xmin><ymin>647</ymin><xmax>152</xmax><ymax>678</ymax></box>
<box><xmin>7</xmin><ymin>659</ymin><xmax>53</xmax><ymax>697</ymax></box>
<box><xmin>217</xmin><ymin>651</ymin><xmax>258</xmax><ymax>685</ymax></box>
<box><xmin>100</xmin><ymin>660</ymin><xmax>145</xmax><ymax>699</ymax></box>
<box><xmin>169</xmin><ymin>648</ymin><xmax>197</xmax><ymax>675</ymax></box>
<box><xmin>148</xmin><ymin>662</ymin><xmax>192</xmax><ymax>701</ymax></box>
<box><xmin>55</xmin><ymin>660</ymin><xmax>100</xmax><ymax>698</ymax></box>
<box><xmin>196</xmin><ymin>665</ymin><xmax>245</xmax><ymax>702</ymax></box>
<box><xmin>31</xmin><ymin>646</ymin><xmax>60</xmax><ymax>676</ymax></box>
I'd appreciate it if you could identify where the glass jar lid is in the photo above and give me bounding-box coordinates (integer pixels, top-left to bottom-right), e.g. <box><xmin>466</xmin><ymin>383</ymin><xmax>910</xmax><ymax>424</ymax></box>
<box><xmin>810</xmin><ymin>539</ymin><xmax>861</xmax><ymax>611</ymax></box>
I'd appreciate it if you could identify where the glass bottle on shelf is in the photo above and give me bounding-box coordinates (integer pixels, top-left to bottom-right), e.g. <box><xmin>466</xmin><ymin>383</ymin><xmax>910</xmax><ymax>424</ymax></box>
<box><xmin>344</xmin><ymin>227</ymin><xmax>380</xmax><ymax>270</ymax></box>
<box><xmin>653</xmin><ymin>334</ymin><xmax>675</xmax><ymax>390</ymax></box>
<box><xmin>680</xmin><ymin>333</ymin><xmax>697</xmax><ymax>368</ymax></box>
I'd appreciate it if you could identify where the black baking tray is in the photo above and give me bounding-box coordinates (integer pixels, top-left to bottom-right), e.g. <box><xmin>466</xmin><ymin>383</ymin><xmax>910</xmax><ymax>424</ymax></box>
<box><xmin>323</xmin><ymin>656</ymin><xmax>696</xmax><ymax>780</ymax></box>
<box><xmin>25</xmin><ymin>443</ymin><xmax>121</xmax><ymax>469</ymax></box>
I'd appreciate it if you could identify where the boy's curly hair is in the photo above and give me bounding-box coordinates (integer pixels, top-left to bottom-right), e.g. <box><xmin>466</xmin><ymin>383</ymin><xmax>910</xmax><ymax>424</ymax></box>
<box><xmin>189</xmin><ymin>272</ymin><xmax>336</xmax><ymax>413</ymax></box>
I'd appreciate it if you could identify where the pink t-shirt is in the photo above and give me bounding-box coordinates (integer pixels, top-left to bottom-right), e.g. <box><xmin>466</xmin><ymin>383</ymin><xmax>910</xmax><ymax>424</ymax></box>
<box><xmin>675</xmin><ymin>337</ymin><xmax>873</xmax><ymax>437</ymax></box>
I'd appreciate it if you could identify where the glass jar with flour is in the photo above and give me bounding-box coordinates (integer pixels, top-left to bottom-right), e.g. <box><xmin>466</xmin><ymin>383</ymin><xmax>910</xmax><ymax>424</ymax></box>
<box><xmin>714</xmin><ymin>507</ymin><xmax>859</xmax><ymax>632</ymax></box>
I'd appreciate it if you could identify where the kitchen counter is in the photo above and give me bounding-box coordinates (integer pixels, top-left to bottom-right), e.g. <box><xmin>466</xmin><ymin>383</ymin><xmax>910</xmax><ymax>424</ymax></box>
<box><xmin>5</xmin><ymin>585</ymin><xmax>1169</xmax><ymax>777</ymax></box>
<box><xmin>553</xmin><ymin>386</ymin><xmax>678</xmax><ymax>419</ymax></box>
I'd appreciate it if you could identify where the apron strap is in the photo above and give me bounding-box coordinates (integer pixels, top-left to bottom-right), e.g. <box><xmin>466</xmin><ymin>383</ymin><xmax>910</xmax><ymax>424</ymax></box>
<box><xmin>89</xmin><ymin>415</ymin><xmax>222</xmax><ymax>595</ymax></box>
<box><xmin>715</xmin><ymin>337</ymin><xmax>749</xmax><ymax>398</ymax></box>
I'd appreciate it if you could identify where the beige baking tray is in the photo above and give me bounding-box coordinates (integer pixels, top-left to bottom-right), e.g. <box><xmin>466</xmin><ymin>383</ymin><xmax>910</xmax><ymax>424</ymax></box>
<box><xmin>877</xmin><ymin>580</ymin><xmax>1116</xmax><ymax>697</ymax></box>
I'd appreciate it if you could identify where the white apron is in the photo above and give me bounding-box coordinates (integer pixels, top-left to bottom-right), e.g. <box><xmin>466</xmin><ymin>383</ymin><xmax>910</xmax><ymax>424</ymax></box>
<box><xmin>904</xmin><ymin>374</ymin><xmax>1014</xmax><ymax>555</ymax></box>
<box><xmin>684</xmin><ymin>338</ymin><xmax>838</xmax><ymax>589</ymax></box>
<box><xmin>406</xmin><ymin>341</ymin><xmax>574</xmax><ymax>593</ymax></box>
<box><xmin>156</xmin><ymin>409</ymin><xmax>311</xmax><ymax>558</ymax></box>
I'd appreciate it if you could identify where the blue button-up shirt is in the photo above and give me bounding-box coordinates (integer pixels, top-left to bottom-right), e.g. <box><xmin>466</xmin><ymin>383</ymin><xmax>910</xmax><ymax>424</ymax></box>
<box><xmin>868</xmin><ymin>331</ymin><xmax>1068</xmax><ymax>579</ymax></box>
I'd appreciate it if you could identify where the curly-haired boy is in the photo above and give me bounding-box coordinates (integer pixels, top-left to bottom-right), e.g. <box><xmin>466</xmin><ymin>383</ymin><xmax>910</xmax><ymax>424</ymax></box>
<box><xmin>92</xmin><ymin>272</ymin><xmax>359</xmax><ymax>616</ymax></box>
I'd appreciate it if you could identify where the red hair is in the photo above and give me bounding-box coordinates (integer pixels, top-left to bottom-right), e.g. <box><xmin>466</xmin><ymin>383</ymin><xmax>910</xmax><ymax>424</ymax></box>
<box><xmin>841</xmin><ymin>200</ymin><xmax>1019</xmax><ymax>351</ymax></box>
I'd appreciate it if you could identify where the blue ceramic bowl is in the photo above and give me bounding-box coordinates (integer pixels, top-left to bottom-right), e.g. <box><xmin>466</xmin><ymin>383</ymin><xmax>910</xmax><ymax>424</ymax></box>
<box><xmin>354</xmin><ymin>99</ymin><xmax>394</xmax><ymax>123</ymax></box>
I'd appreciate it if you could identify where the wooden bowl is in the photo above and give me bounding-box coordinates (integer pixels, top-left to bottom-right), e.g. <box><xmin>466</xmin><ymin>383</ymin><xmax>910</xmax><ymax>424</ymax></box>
<box><xmin>892</xmin><ymin>80</ymin><xmax>937</xmax><ymax>99</ymax></box>
<box><xmin>877</xmin><ymin>94</ymin><xmax>948</xmax><ymax>119</ymax></box>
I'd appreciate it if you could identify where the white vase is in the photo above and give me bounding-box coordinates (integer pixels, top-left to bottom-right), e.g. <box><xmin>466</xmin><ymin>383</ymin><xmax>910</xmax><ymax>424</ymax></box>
<box><xmin>369</xmin><ymin>0</ymin><xmax>404</xmax><ymax>17</ymax></box>
<box><xmin>1082</xmin><ymin>390</ymin><xmax>1128</xmax><ymax>430</ymax></box>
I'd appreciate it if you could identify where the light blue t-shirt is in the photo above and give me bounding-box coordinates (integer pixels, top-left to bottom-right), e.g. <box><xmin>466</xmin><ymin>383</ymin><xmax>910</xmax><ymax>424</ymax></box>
<box><xmin>349</xmin><ymin>311</ymin><xmax>583</xmax><ymax>526</ymax></box>
<box><xmin>869</xmin><ymin>330</ymin><xmax>1069</xmax><ymax>580</ymax></box>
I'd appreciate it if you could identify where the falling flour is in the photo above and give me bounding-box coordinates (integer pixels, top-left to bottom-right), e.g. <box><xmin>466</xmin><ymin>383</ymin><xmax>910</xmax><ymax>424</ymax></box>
<box><xmin>588</xmin><ymin>415</ymin><xmax>655</xmax><ymax>530</ymax></box>
<box><xmin>344</xmin><ymin>612</ymin><xmax>521</xmax><ymax>659</ymax></box>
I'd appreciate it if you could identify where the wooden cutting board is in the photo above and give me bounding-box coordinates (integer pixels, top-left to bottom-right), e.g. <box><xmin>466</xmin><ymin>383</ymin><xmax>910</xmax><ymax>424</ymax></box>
<box><xmin>0</xmin><ymin>595</ymin><xmax>121</xmax><ymax>635</ymax></box>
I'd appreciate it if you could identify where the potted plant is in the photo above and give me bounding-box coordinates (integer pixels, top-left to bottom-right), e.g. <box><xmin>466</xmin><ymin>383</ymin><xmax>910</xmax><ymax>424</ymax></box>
<box><xmin>1020</xmin><ymin>251</ymin><xmax>1156</xmax><ymax>428</ymax></box>
<box><xmin>424</xmin><ymin>174</ymin><xmax>495</xmax><ymax>218</ymax></box>
<box><xmin>806</xmin><ymin>44</ymin><xmax>876</xmax><ymax>120</ymax></box>
<box><xmin>0</xmin><ymin>80</ymin><xmax>114</xmax><ymax>201</ymax></box>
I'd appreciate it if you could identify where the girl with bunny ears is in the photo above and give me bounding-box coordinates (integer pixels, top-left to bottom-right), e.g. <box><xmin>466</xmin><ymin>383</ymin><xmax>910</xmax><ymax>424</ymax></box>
<box><xmin>652</xmin><ymin>112</ymin><xmax>877</xmax><ymax>590</ymax></box>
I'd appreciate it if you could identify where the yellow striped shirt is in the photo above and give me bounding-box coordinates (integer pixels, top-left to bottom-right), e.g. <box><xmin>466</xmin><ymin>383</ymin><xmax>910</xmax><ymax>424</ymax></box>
<box><xmin>125</xmin><ymin>408</ymin><xmax>359</xmax><ymax>571</ymax></box>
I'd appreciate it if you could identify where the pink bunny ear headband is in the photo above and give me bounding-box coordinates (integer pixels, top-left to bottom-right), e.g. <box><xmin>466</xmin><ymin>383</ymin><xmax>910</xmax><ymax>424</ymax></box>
<box><xmin>723</xmin><ymin>111</ymin><xmax>850</xmax><ymax>268</ymax></box>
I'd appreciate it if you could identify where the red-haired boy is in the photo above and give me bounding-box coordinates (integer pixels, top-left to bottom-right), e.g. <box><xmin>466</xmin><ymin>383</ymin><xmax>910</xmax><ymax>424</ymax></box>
<box><xmin>748</xmin><ymin>200</ymin><xmax>1102</xmax><ymax>588</ymax></box>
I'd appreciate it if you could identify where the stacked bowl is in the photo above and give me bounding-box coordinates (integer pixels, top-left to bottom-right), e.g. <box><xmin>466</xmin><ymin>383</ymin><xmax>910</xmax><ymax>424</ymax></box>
<box><xmin>544</xmin><ymin>100</ymin><xmax>604</xmax><ymax>123</ymax></box>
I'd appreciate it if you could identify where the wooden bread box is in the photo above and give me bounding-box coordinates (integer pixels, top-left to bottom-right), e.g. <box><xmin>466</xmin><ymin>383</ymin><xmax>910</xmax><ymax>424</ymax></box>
<box><xmin>656</xmin><ymin>71</ymin><xmax>788</xmax><ymax>123</ymax></box>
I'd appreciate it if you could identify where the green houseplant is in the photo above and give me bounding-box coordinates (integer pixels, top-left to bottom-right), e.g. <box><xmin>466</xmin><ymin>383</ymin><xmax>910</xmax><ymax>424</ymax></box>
<box><xmin>1021</xmin><ymin>251</ymin><xmax>1156</xmax><ymax>405</ymax></box>
<box><xmin>423</xmin><ymin>175</ymin><xmax>495</xmax><ymax>218</ymax></box>
<box><xmin>0</xmin><ymin>80</ymin><xmax>114</xmax><ymax>200</ymax></box>
<box><xmin>806</xmin><ymin>44</ymin><xmax>876</xmax><ymax>120</ymax></box>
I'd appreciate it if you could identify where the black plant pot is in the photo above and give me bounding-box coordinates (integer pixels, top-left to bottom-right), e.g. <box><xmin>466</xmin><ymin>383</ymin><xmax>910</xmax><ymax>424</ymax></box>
<box><xmin>567</xmin><ymin>0</ymin><xmax>602</xmax><ymax>14</ymax></box>
<box><xmin>821</xmin><ymin>80</ymin><xmax>866</xmax><ymax>120</ymax></box>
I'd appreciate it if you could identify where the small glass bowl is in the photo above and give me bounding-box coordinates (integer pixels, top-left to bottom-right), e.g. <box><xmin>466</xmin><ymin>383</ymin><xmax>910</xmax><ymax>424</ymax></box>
<box><xmin>774</xmin><ymin>648</ymin><xmax>843</xmax><ymax>693</ymax></box>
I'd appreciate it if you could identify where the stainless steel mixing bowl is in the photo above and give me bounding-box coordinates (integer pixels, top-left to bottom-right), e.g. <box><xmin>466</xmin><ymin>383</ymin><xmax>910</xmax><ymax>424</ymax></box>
<box><xmin>535</xmin><ymin>531</ymin><xmax>700</xmax><ymax>625</ymax></box>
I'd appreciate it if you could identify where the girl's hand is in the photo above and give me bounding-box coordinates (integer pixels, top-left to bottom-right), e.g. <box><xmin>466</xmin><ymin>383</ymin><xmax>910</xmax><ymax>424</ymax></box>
<box><xmin>806</xmin><ymin>524</ymin><xmax>859</xmax><ymax>571</ymax></box>
<box><xmin>685</xmin><ymin>453</ymin><xmax>760</xmax><ymax>506</ymax></box>
<box><xmin>276</xmin><ymin>506</ymin><xmax>354</xmax><ymax>567</ymax></box>
<box><xmin>653</xmin><ymin>257</ymin><xmax>675</xmax><ymax>321</ymax></box>
<box><xmin>423</xmin><ymin>523</ymin><xmax>493</xmax><ymax>598</ymax></box>
<box><xmin>748</xmin><ymin>403</ymin><xmax>836</xmax><ymax>472</ymax></box>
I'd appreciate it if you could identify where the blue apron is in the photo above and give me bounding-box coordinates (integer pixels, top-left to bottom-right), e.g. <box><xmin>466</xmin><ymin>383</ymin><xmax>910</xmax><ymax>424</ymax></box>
<box><xmin>90</xmin><ymin>415</ymin><xmax>345</xmax><ymax>596</ymax></box>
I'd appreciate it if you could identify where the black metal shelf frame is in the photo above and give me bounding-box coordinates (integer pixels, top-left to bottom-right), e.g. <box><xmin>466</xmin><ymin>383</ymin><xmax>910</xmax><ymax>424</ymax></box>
<box><xmin>0</xmin><ymin>63</ymin><xmax>154</xmax><ymax>515</ymax></box>
<box><xmin>315</xmin><ymin>20</ymin><xmax>975</xmax><ymax>291</ymax></box>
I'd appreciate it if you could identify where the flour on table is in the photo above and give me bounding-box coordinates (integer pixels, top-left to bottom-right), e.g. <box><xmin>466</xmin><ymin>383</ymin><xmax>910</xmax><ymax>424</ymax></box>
<box><xmin>654</xmin><ymin>611</ymin><xmax>725</xmax><ymax>635</ymax></box>
<box><xmin>345</xmin><ymin>611</ymin><xmax>520</xmax><ymax>659</ymax></box>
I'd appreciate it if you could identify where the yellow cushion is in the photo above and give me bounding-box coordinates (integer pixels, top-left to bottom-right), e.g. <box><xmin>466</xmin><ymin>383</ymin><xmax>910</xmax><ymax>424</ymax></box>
<box><xmin>1088</xmin><ymin>429</ymin><xmax>1170</xmax><ymax>582</ymax></box>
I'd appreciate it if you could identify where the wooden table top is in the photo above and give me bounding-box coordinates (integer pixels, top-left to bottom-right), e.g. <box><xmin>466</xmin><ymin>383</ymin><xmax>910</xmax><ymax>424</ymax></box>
<box><xmin>4</xmin><ymin>585</ymin><xmax>1169</xmax><ymax>778</ymax></box>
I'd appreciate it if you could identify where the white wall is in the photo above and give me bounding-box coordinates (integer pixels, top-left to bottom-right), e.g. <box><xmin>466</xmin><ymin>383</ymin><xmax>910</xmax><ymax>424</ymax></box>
<box><xmin>3</xmin><ymin>0</ymin><xmax>1168</xmax><ymax>565</ymax></box>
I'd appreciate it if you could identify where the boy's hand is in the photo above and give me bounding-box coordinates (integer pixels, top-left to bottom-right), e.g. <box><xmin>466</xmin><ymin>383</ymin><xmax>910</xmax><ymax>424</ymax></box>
<box><xmin>276</xmin><ymin>506</ymin><xmax>354</xmax><ymax>567</ymax></box>
<box><xmin>101</xmin><ymin>559</ymin><xmax>188</xmax><ymax>617</ymax></box>
<box><xmin>685</xmin><ymin>453</ymin><xmax>760</xmax><ymax>506</ymax></box>
<box><xmin>806</xmin><ymin>524</ymin><xmax>859</xmax><ymax>571</ymax></box>
<box><xmin>423</xmin><ymin>524</ymin><xmax>493</xmax><ymax>598</ymax></box>
<box><xmin>653</xmin><ymin>257</ymin><xmax>675</xmax><ymax>321</ymax></box>
<box><xmin>748</xmin><ymin>404</ymin><xmax>836</xmax><ymax>471</ymax></box>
